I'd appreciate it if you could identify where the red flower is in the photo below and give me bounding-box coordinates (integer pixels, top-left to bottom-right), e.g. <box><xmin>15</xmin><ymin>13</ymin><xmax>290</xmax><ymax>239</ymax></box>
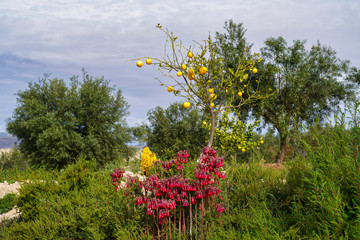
<box><xmin>216</xmin><ymin>204</ymin><xmax>225</xmax><ymax>213</ymax></box>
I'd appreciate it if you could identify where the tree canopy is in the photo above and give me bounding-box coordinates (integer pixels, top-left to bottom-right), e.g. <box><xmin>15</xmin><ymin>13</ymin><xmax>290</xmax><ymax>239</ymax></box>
<box><xmin>135</xmin><ymin>25</ymin><xmax>268</xmax><ymax>157</ymax></box>
<box><xmin>216</xmin><ymin>20</ymin><xmax>358</xmax><ymax>163</ymax></box>
<box><xmin>6</xmin><ymin>71</ymin><xmax>133</xmax><ymax>168</ymax></box>
<box><xmin>141</xmin><ymin>102</ymin><xmax>207</xmax><ymax>160</ymax></box>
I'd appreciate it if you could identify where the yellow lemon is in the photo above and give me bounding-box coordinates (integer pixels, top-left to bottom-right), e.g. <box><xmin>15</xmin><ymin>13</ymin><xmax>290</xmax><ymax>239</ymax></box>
<box><xmin>242</xmin><ymin>148</ymin><xmax>246</xmax><ymax>152</ymax></box>
<box><xmin>146</xmin><ymin>58</ymin><xmax>152</xmax><ymax>65</ymax></box>
<box><xmin>176</xmin><ymin>71</ymin><xmax>183</xmax><ymax>77</ymax></box>
<box><xmin>182</xmin><ymin>64</ymin><xmax>187</xmax><ymax>70</ymax></box>
<box><xmin>252</xmin><ymin>68</ymin><xmax>258</xmax><ymax>74</ymax></box>
<box><xmin>260</xmin><ymin>140</ymin><xmax>264</xmax><ymax>144</ymax></box>
<box><xmin>199</xmin><ymin>66</ymin><xmax>208</xmax><ymax>75</ymax></box>
<box><xmin>210</xmin><ymin>93</ymin><xmax>217</xmax><ymax>100</ymax></box>
<box><xmin>188</xmin><ymin>51</ymin><xmax>193</xmax><ymax>58</ymax></box>
<box><xmin>188</xmin><ymin>68</ymin><xmax>195</xmax><ymax>75</ymax></box>
<box><xmin>167</xmin><ymin>86</ymin><xmax>173</xmax><ymax>92</ymax></box>
<box><xmin>208</xmin><ymin>88</ymin><xmax>214</xmax><ymax>94</ymax></box>
<box><xmin>136</xmin><ymin>60</ymin><xmax>143</xmax><ymax>67</ymax></box>
<box><xmin>184</xmin><ymin>101</ymin><xmax>191</xmax><ymax>108</ymax></box>
<box><xmin>211</xmin><ymin>102</ymin><xmax>214</xmax><ymax>108</ymax></box>
<box><xmin>238</xmin><ymin>91</ymin><xmax>242</xmax><ymax>97</ymax></box>
<box><xmin>188</xmin><ymin>74</ymin><xmax>195</xmax><ymax>80</ymax></box>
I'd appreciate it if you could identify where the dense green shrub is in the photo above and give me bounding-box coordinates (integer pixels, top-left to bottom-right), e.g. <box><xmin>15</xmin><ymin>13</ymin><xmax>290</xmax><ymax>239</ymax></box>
<box><xmin>287</xmin><ymin>103</ymin><xmax>360</xmax><ymax>238</ymax></box>
<box><xmin>0</xmin><ymin>193</ymin><xmax>16</xmax><ymax>214</ymax></box>
<box><xmin>0</xmin><ymin>148</ymin><xmax>28</xmax><ymax>172</ymax></box>
<box><xmin>0</xmin><ymin>158</ymin><xmax>147</xmax><ymax>239</ymax></box>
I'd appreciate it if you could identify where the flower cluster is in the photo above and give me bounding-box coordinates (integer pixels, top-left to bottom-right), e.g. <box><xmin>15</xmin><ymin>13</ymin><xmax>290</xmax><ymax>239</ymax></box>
<box><xmin>140</xmin><ymin>147</ymin><xmax>159</xmax><ymax>173</ymax></box>
<box><xmin>111</xmin><ymin>147</ymin><xmax>225</xmax><ymax>226</ymax></box>
<box><xmin>195</xmin><ymin>147</ymin><xmax>225</xmax><ymax>186</ymax></box>
<box><xmin>158</xmin><ymin>150</ymin><xmax>189</xmax><ymax>172</ymax></box>
<box><xmin>110</xmin><ymin>168</ymin><xmax>125</xmax><ymax>192</ymax></box>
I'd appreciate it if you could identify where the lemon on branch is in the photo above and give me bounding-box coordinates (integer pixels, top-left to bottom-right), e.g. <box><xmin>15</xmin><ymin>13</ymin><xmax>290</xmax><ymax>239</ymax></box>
<box><xmin>146</xmin><ymin>58</ymin><xmax>152</xmax><ymax>65</ymax></box>
<box><xmin>184</xmin><ymin>101</ymin><xmax>191</xmax><ymax>108</ymax></box>
<box><xmin>199</xmin><ymin>66</ymin><xmax>208</xmax><ymax>75</ymax></box>
<box><xmin>188</xmin><ymin>68</ymin><xmax>195</xmax><ymax>75</ymax></box>
<box><xmin>136</xmin><ymin>60</ymin><xmax>143</xmax><ymax>67</ymax></box>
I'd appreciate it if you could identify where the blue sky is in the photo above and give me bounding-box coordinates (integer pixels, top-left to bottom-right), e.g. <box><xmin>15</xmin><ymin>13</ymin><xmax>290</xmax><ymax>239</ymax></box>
<box><xmin>1</xmin><ymin>0</ymin><xmax>359</xmax><ymax>132</ymax></box>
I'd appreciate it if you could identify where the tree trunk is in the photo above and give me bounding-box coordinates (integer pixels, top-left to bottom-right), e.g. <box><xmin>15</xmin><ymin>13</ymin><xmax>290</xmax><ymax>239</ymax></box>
<box><xmin>275</xmin><ymin>136</ymin><xmax>289</xmax><ymax>164</ymax></box>
<box><xmin>207</xmin><ymin>115</ymin><xmax>216</xmax><ymax>147</ymax></box>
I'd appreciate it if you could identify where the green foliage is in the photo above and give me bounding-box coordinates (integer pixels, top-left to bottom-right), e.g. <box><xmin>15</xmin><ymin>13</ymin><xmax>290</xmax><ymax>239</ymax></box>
<box><xmin>251</xmin><ymin>129</ymin><xmax>279</xmax><ymax>162</ymax></box>
<box><xmin>215</xmin><ymin>19</ymin><xmax>250</xmax><ymax>70</ymax></box>
<box><xmin>258</xmin><ymin>37</ymin><xmax>355</xmax><ymax>163</ymax></box>
<box><xmin>289</xmin><ymin>101</ymin><xmax>360</xmax><ymax>238</ymax></box>
<box><xmin>216</xmin><ymin>20</ymin><xmax>358</xmax><ymax>163</ymax></box>
<box><xmin>3</xmin><ymin>102</ymin><xmax>360</xmax><ymax>239</ymax></box>
<box><xmin>145</xmin><ymin>102</ymin><xmax>207</xmax><ymax>160</ymax></box>
<box><xmin>0</xmin><ymin>194</ymin><xmax>16</xmax><ymax>214</ymax></box>
<box><xmin>138</xmin><ymin>25</ymin><xmax>271</xmax><ymax>151</ymax></box>
<box><xmin>1</xmin><ymin>159</ymin><xmax>147</xmax><ymax>239</ymax></box>
<box><xmin>203</xmin><ymin>111</ymin><xmax>263</xmax><ymax>158</ymax></box>
<box><xmin>6</xmin><ymin>70</ymin><xmax>134</xmax><ymax>169</ymax></box>
<box><xmin>0</xmin><ymin>148</ymin><xmax>28</xmax><ymax>172</ymax></box>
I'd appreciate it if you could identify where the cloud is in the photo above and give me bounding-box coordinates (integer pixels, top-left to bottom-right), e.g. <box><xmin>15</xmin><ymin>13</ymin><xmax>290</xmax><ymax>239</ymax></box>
<box><xmin>0</xmin><ymin>0</ymin><xmax>359</xmax><ymax>133</ymax></box>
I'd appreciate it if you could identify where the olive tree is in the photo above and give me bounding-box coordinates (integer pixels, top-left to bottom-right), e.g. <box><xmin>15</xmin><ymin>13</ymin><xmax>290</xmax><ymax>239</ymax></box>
<box><xmin>7</xmin><ymin>71</ymin><xmax>133</xmax><ymax>168</ymax></box>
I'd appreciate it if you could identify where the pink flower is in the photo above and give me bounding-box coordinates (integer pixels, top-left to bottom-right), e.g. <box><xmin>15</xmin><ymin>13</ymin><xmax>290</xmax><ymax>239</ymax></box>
<box><xmin>216</xmin><ymin>204</ymin><xmax>225</xmax><ymax>213</ymax></box>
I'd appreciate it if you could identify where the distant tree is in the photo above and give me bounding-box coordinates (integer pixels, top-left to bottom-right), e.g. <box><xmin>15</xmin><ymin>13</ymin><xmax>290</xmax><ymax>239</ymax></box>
<box><xmin>143</xmin><ymin>102</ymin><xmax>207</xmax><ymax>160</ymax></box>
<box><xmin>216</xmin><ymin>20</ymin><xmax>358</xmax><ymax>163</ymax></box>
<box><xmin>6</xmin><ymin>71</ymin><xmax>133</xmax><ymax>168</ymax></box>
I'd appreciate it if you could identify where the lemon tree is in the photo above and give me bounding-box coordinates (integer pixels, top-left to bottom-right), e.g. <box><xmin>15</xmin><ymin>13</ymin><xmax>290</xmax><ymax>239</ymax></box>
<box><xmin>135</xmin><ymin>25</ymin><xmax>273</xmax><ymax>151</ymax></box>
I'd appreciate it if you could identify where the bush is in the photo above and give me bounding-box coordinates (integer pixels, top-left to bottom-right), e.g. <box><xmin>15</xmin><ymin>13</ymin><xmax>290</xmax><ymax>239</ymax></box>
<box><xmin>0</xmin><ymin>194</ymin><xmax>16</xmax><ymax>214</ymax></box>
<box><xmin>0</xmin><ymin>148</ymin><xmax>28</xmax><ymax>172</ymax></box>
<box><xmin>0</xmin><ymin>159</ymin><xmax>146</xmax><ymax>239</ymax></box>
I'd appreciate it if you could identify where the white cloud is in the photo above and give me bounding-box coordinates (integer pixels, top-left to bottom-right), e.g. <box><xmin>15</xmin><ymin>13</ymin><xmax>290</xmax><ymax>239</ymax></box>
<box><xmin>0</xmin><ymin>0</ymin><xmax>359</xmax><ymax>132</ymax></box>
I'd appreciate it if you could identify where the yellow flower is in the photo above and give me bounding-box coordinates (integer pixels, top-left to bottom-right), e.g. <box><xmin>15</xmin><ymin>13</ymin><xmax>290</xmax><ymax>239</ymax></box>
<box><xmin>141</xmin><ymin>147</ymin><xmax>158</xmax><ymax>172</ymax></box>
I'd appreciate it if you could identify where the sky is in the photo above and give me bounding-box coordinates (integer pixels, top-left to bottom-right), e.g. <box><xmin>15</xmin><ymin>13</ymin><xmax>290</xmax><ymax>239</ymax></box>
<box><xmin>0</xmin><ymin>0</ymin><xmax>359</xmax><ymax>133</ymax></box>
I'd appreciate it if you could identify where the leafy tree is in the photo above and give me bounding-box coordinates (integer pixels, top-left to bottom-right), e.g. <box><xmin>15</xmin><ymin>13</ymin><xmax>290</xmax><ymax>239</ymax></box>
<box><xmin>135</xmin><ymin>25</ymin><xmax>270</xmax><ymax>155</ymax></box>
<box><xmin>256</xmin><ymin>37</ymin><xmax>356</xmax><ymax>163</ymax></box>
<box><xmin>142</xmin><ymin>102</ymin><xmax>207</xmax><ymax>160</ymax></box>
<box><xmin>6</xmin><ymin>71</ymin><xmax>133</xmax><ymax>168</ymax></box>
<box><xmin>215</xmin><ymin>20</ymin><xmax>250</xmax><ymax>70</ymax></box>
<box><xmin>216</xmin><ymin>21</ymin><xmax>357</xmax><ymax>163</ymax></box>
